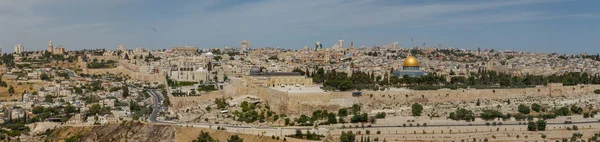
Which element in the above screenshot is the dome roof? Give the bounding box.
[250,66,261,74]
[403,55,419,67]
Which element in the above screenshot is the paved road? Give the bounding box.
[65,69,78,78]
[148,90,167,123]
[338,120,600,129]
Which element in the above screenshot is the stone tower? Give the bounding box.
[48,41,53,53]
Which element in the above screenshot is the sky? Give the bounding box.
[0,0,599,54]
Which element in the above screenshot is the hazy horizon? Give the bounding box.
[1,0,599,54]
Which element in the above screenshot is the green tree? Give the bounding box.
[449,108,476,121]
[554,106,570,116]
[527,121,537,131]
[531,103,541,112]
[518,104,530,114]
[74,87,83,94]
[411,103,423,116]
[570,105,583,114]
[338,108,349,117]
[40,73,50,81]
[65,104,78,114]
[32,106,45,114]
[536,119,547,131]
[340,131,356,142]
[8,86,14,94]
[327,113,337,124]
[227,135,243,142]
[192,131,216,142]
[351,104,361,115]
[292,68,306,75]
[122,85,129,98]
[214,97,228,109]
[480,109,504,120]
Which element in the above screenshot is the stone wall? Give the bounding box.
[168,78,600,116]
[88,55,120,62]
[85,66,165,83]
[243,84,600,116]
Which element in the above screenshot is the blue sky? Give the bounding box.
[0,0,598,54]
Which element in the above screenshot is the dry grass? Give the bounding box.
[0,80,44,101]
[175,126,284,142]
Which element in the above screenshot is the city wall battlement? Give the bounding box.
[230,83,600,115]
[168,83,600,116]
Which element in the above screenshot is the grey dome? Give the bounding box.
[250,66,261,74]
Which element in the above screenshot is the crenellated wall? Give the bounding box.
[170,83,600,116]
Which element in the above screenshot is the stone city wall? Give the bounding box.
[359,84,600,105]
[167,79,600,116]
[85,66,165,83]
[169,90,224,111]
[87,55,120,62]
[253,84,600,115]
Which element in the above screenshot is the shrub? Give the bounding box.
[227,135,243,142]
[570,105,583,114]
[554,107,570,116]
[537,120,547,131]
[527,121,536,131]
[375,112,386,119]
[340,131,356,142]
[531,103,541,112]
[411,103,423,116]
[518,104,530,114]
[448,108,475,121]
[480,109,504,120]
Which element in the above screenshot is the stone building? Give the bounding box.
[170,67,208,83]
[244,66,312,87]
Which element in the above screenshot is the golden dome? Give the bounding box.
[403,55,419,67]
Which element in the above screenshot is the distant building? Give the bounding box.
[54,46,66,54]
[172,44,198,53]
[245,66,313,87]
[241,40,251,52]
[338,40,344,49]
[14,44,24,54]
[48,41,54,53]
[134,47,147,55]
[117,44,127,52]
[392,54,428,78]
[315,41,323,51]
[170,67,208,83]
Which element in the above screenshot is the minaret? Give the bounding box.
[48,41,53,53]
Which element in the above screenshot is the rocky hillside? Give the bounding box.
[42,123,291,142]
[46,123,175,142]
